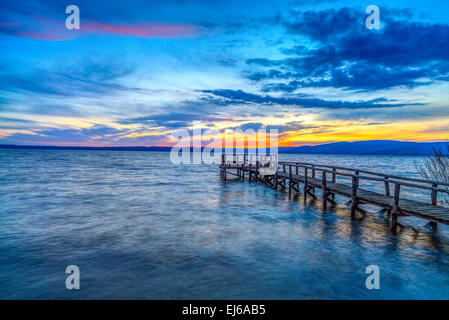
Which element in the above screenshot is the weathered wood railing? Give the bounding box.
[278,161,449,206]
[219,155,449,232]
[277,161,449,231]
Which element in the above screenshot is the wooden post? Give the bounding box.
[256,161,259,182]
[350,171,359,218]
[295,165,298,176]
[311,165,316,194]
[322,170,327,209]
[274,170,278,190]
[428,221,438,231]
[431,183,438,206]
[384,177,390,196]
[331,168,336,200]
[392,183,401,232]
[288,165,292,195]
[283,164,286,173]
[304,167,308,199]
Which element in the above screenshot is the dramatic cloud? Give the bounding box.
[246,8,449,92]
[201,89,416,109]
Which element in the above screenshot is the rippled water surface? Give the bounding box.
[1,149,448,299]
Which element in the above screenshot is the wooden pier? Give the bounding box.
[219,154,449,233]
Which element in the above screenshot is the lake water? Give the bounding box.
[0,149,448,299]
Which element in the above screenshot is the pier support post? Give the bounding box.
[322,171,328,210]
[427,221,438,231]
[391,183,401,233]
[288,165,292,195]
[350,171,359,218]
[431,183,438,206]
[256,161,259,182]
[304,167,308,200]
[311,165,316,194]
[384,177,390,196]
[331,168,336,200]
[274,171,278,190]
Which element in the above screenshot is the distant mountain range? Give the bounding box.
[0,140,446,156]
[278,140,446,156]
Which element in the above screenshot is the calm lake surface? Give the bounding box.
[1,149,448,299]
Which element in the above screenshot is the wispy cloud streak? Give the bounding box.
[1,15,203,40]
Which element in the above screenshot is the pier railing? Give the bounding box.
[278,161,449,207]
[219,154,449,207]
[220,154,449,231]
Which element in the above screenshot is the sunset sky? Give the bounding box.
[1,0,449,147]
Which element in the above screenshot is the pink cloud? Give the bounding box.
[13,31,75,41]
[2,15,203,41]
[82,21,201,38]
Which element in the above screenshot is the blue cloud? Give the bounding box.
[0,60,138,98]
[119,113,233,128]
[201,89,416,109]
[1,125,126,145]
[246,8,449,91]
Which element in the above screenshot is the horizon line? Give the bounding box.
[0,139,446,149]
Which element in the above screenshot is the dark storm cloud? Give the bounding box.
[201,89,416,109]
[245,8,449,92]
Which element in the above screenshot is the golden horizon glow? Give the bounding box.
[1,112,448,147]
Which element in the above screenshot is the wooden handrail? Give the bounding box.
[279,161,449,187]
[221,155,449,205]
[277,163,449,195]
[219,156,449,230]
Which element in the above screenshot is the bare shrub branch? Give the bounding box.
[418,142,449,205]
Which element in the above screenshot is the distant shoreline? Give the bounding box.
[0,144,172,152]
[0,140,443,156]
